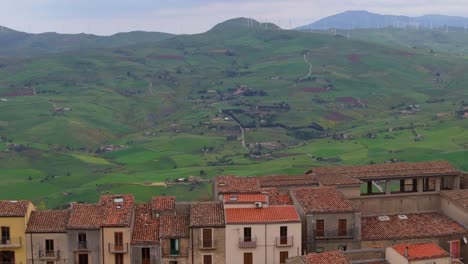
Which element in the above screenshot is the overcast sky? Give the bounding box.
[1,0,467,35]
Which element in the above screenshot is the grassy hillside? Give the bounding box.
[0,18,466,208]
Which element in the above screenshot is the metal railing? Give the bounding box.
[275,236,293,247]
[108,243,128,253]
[161,247,189,257]
[238,237,257,248]
[38,250,61,259]
[199,239,216,249]
[315,229,354,240]
[0,237,22,248]
[77,240,87,250]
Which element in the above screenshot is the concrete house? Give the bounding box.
[66,203,103,264]
[0,200,35,264]
[290,187,361,253]
[100,195,134,264]
[385,242,457,264]
[159,215,190,264]
[26,210,70,264]
[189,202,225,264]
[130,204,160,264]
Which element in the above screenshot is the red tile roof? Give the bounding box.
[441,189,468,209]
[361,213,468,241]
[317,174,362,186]
[100,194,134,227]
[0,200,31,217]
[391,243,450,261]
[301,251,350,264]
[291,187,355,214]
[261,188,293,205]
[190,202,225,228]
[224,194,268,203]
[131,204,159,245]
[225,206,300,224]
[26,210,70,233]
[151,196,176,212]
[159,215,190,238]
[215,176,261,194]
[67,204,103,229]
[307,161,459,180]
[258,175,318,188]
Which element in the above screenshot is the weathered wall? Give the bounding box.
[67,229,101,264]
[131,245,160,264]
[102,227,131,264]
[160,238,190,264]
[440,197,468,228]
[26,233,69,263]
[191,227,225,264]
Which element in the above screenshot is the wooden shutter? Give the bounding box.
[316,219,324,237]
[203,255,213,264]
[280,251,289,264]
[202,228,213,248]
[280,226,288,244]
[243,252,253,264]
[338,219,347,236]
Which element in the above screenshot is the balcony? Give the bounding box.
[0,237,22,248]
[315,230,354,240]
[276,236,293,247]
[161,248,189,257]
[108,243,128,253]
[39,250,61,260]
[238,237,257,248]
[77,241,88,250]
[199,239,216,249]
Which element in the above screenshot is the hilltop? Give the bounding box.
[0,18,466,208]
[298,10,468,30]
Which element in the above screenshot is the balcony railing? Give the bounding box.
[77,241,88,250]
[108,243,128,253]
[239,237,257,248]
[161,247,189,257]
[276,236,293,247]
[315,229,354,240]
[39,250,61,259]
[0,237,22,248]
[199,239,216,249]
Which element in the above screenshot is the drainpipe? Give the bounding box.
[101,229,105,264]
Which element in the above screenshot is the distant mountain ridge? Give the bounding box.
[0,26,174,57]
[298,10,468,30]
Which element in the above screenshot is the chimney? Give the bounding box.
[404,246,409,258]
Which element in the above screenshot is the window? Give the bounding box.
[244,227,252,242]
[141,248,150,264]
[45,239,54,256]
[243,252,253,264]
[78,232,87,249]
[338,219,347,237]
[46,261,54,264]
[203,255,213,264]
[0,251,14,264]
[280,226,288,244]
[115,253,124,264]
[423,177,436,192]
[169,261,178,264]
[279,251,288,264]
[316,220,324,237]
[449,240,460,258]
[315,247,324,253]
[78,254,88,264]
[338,245,347,251]
[170,238,179,255]
[1,226,10,244]
[202,228,213,248]
[114,232,123,251]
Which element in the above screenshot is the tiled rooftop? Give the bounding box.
[151,196,176,212]
[391,242,450,261]
[26,210,70,233]
[261,188,292,205]
[67,204,102,229]
[441,189,468,208]
[223,194,268,203]
[301,251,350,264]
[225,206,300,224]
[131,204,159,245]
[0,200,31,217]
[190,202,225,228]
[257,175,318,188]
[215,176,261,194]
[159,215,190,238]
[308,161,459,180]
[317,174,362,186]
[291,187,355,214]
[100,194,134,227]
[361,213,468,241]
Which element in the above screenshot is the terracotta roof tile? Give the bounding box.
[225,206,300,224]
[441,189,468,208]
[391,243,450,261]
[190,202,224,228]
[215,176,261,194]
[26,210,70,233]
[291,187,355,214]
[301,251,350,264]
[151,196,176,212]
[258,175,318,188]
[100,194,134,227]
[308,161,459,180]
[160,215,190,238]
[361,213,468,241]
[224,194,268,204]
[317,174,362,186]
[0,200,31,217]
[261,188,293,205]
[131,204,159,245]
[67,204,102,229]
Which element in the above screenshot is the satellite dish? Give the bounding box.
[463,237,468,244]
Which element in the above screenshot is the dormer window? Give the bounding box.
[114,197,124,203]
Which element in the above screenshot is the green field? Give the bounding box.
[0,18,466,208]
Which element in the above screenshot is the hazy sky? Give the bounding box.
[1,0,467,35]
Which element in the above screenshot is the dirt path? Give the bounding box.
[224,112,249,152]
[299,53,313,82]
